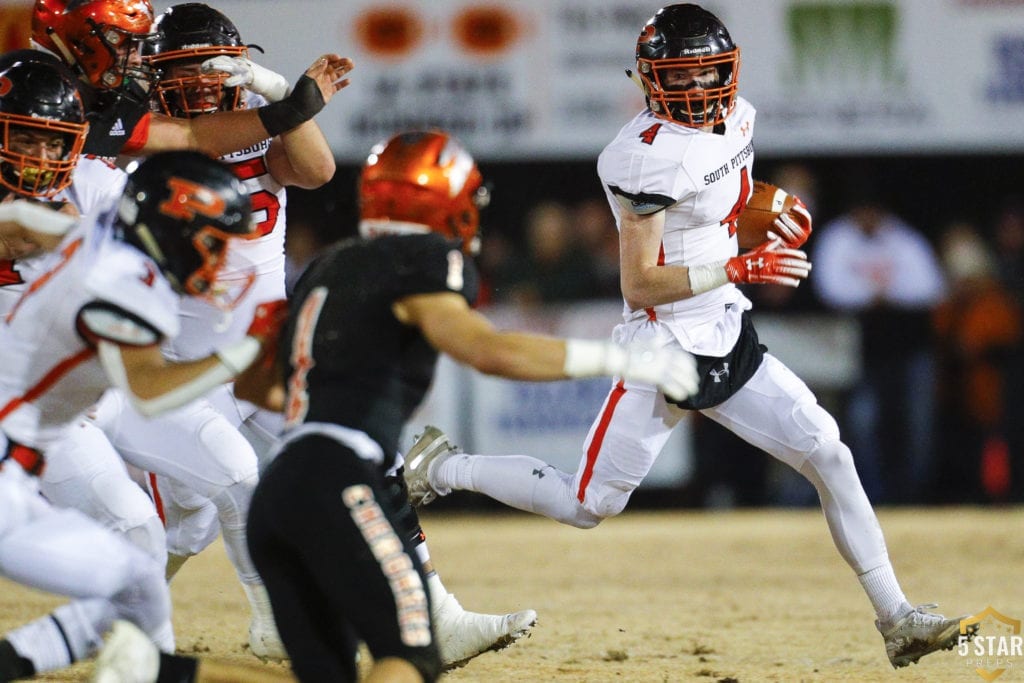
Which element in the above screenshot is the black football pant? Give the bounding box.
[247,433,441,682]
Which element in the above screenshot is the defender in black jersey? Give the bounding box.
[239,131,697,682]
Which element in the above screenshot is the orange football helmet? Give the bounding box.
[359,130,489,254]
[32,0,156,91]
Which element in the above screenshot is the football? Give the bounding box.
[735,180,798,249]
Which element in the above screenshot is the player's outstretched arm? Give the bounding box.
[0,200,77,258]
[143,55,354,158]
[96,300,288,416]
[395,291,699,401]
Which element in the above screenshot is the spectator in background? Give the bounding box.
[573,196,621,298]
[474,230,524,306]
[506,200,600,305]
[811,174,947,504]
[932,221,1022,502]
[991,195,1024,304]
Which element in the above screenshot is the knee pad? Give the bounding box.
[209,473,259,531]
[111,556,172,635]
[123,516,168,566]
[579,480,632,525]
[157,478,221,557]
[803,439,856,480]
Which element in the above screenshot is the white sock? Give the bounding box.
[426,573,454,615]
[242,582,276,625]
[6,601,108,673]
[859,565,911,624]
[435,454,587,525]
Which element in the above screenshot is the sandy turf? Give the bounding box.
[2,506,1021,682]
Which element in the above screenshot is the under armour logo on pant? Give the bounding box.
[709,362,730,383]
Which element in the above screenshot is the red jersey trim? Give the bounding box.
[122,112,152,155]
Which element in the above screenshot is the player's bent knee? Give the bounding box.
[123,516,168,565]
[112,556,172,632]
[803,439,856,479]
[577,481,634,525]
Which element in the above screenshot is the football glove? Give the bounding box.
[767,197,812,249]
[724,240,811,287]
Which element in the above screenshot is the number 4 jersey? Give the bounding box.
[596,97,758,357]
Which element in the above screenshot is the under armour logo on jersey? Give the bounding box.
[532,466,554,479]
[109,118,126,137]
[740,121,751,137]
[709,363,730,383]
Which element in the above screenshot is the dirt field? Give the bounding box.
[3,506,1022,682]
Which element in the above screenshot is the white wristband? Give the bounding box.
[215,335,262,375]
[563,339,607,378]
[563,339,629,378]
[687,262,728,295]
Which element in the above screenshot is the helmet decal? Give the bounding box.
[158,177,228,221]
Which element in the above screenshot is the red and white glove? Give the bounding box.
[767,197,812,249]
[724,241,811,287]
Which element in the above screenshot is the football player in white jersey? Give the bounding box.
[403,3,978,670]
[0,51,172,579]
[0,150,283,679]
[0,52,185,680]
[65,3,333,660]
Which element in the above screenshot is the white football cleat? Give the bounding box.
[877,603,978,668]
[432,591,537,670]
[249,617,288,662]
[92,620,159,683]
[404,425,459,507]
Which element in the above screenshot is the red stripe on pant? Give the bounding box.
[149,472,166,526]
[576,380,627,503]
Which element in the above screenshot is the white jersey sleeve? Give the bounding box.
[0,220,178,447]
[63,156,128,215]
[81,226,181,341]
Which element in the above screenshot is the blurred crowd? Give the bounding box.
[284,161,1024,509]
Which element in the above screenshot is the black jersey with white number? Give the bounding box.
[283,233,479,461]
